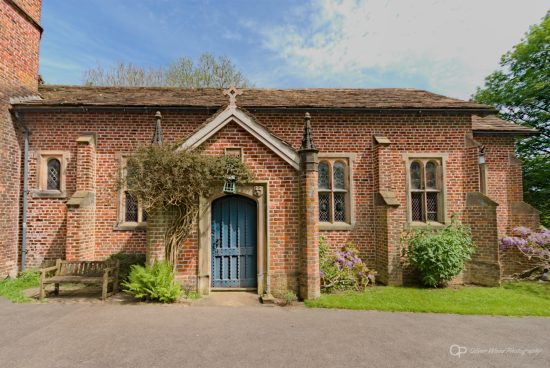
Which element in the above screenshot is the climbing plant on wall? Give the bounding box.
[119,143,253,267]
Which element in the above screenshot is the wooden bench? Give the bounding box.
[39,259,120,300]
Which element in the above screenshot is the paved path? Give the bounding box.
[0,296,548,368]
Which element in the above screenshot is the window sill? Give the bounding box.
[407,221,446,229]
[32,190,67,199]
[320,222,354,231]
[113,222,147,231]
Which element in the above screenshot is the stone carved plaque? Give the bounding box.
[253,186,264,197]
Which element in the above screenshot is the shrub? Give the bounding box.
[280,290,298,306]
[122,261,182,303]
[319,237,376,293]
[403,219,475,287]
[108,252,146,286]
[500,226,550,276]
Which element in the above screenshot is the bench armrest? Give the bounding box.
[102,265,119,277]
[39,265,58,275]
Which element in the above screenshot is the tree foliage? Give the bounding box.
[473,11,550,226]
[120,144,253,266]
[83,53,251,88]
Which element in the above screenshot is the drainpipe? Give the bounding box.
[15,111,29,272]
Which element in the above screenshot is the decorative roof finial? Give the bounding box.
[300,112,317,151]
[152,111,163,145]
[223,85,243,109]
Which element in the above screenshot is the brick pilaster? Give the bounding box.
[65,134,96,260]
[464,192,501,286]
[373,136,402,285]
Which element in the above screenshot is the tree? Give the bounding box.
[83,53,251,88]
[474,11,550,226]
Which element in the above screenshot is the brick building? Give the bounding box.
[1,0,540,298]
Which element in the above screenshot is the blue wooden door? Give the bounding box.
[211,195,257,288]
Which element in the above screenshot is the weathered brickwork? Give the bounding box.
[474,136,517,238]
[0,0,41,277]
[17,108,527,289]
[199,122,301,295]
[463,193,501,286]
[0,0,41,90]
[473,135,543,278]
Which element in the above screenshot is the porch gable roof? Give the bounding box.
[178,106,300,170]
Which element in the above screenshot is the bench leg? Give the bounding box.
[54,283,60,296]
[39,279,45,301]
[102,276,108,301]
[113,278,119,294]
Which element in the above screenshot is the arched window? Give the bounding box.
[319,159,349,223]
[408,159,443,223]
[47,158,61,190]
[318,161,330,190]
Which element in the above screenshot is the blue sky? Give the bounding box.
[39,0,548,99]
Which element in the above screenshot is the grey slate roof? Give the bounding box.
[11,85,537,135]
[17,85,493,110]
[472,115,538,136]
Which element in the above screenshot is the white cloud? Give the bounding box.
[256,0,548,98]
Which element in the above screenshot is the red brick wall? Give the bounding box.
[18,108,526,288]
[474,136,517,238]
[21,110,213,267]
[0,0,41,277]
[199,122,301,294]
[0,0,41,90]
[464,193,501,286]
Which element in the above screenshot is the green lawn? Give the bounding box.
[0,272,39,303]
[305,282,550,316]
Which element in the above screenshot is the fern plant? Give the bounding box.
[123,261,182,303]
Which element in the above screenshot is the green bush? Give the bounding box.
[122,261,182,303]
[320,237,376,293]
[280,290,298,306]
[403,219,475,287]
[108,252,146,285]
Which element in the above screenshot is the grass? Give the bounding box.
[305,282,550,316]
[0,271,40,303]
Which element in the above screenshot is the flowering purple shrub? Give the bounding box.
[500,227,550,269]
[319,237,376,293]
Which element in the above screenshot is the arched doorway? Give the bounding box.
[211,195,257,288]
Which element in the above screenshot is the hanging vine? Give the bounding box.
[119,143,253,268]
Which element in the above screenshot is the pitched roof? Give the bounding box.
[472,115,538,136]
[13,85,494,110]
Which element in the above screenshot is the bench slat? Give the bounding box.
[43,276,114,284]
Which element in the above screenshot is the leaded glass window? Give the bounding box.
[318,162,330,190]
[408,159,443,223]
[333,162,345,189]
[120,158,147,225]
[319,193,330,222]
[318,159,349,223]
[47,158,61,190]
[125,191,138,222]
